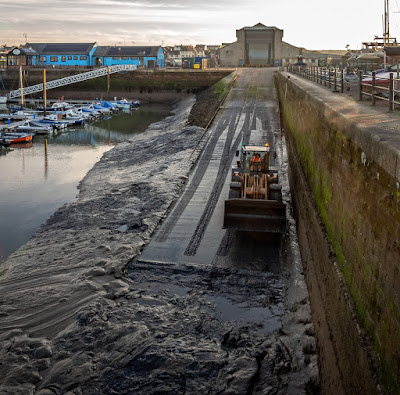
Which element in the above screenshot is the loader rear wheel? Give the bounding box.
[229,188,241,199]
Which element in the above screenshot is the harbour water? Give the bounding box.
[0,103,172,262]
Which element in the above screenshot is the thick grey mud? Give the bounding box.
[0,70,318,394]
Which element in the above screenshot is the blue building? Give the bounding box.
[28,43,97,67]
[92,46,165,69]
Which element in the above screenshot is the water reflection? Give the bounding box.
[0,103,172,262]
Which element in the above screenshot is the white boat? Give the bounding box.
[18,120,54,135]
[63,109,86,125]
[0,96,7,104]
[73,108,96,120]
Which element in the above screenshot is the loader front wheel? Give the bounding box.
[269,184,283,202]
[229,188,241,199]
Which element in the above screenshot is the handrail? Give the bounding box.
[286,65,400,111]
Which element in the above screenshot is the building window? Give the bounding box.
[121,56,129,60]
[80,56,87,60]
[74,56,78,60]
[68,56,72,60]
[50,57,58,62]
[39,56,45,62]
[226,50,233,56]
[131,57,138,60]
[62,57,66,62]
[112,57,121,60]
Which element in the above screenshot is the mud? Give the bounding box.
[0,70,319,394]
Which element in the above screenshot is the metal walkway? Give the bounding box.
[7,64,137,99]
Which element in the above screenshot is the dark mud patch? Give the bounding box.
[188,72,235,128]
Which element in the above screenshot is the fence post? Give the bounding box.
[324,68,327,86]
[329,69,332,89]
[372,71,376,106]
[341,70,344,93]
[334,69,338,92]
[358,71,363,101]
[389,73,394,112]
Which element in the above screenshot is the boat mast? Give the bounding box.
[384,0,390,67]
[19,65,24,109]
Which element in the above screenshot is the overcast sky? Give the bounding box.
[1,0,400,50]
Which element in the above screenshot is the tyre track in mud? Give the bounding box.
[155,71,255,244]
[155,109,237,243]
[183,129,242,256]
[184,74,270,256]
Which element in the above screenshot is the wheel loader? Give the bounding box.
[223,144,287,233]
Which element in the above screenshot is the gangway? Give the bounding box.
[7,64,137,99]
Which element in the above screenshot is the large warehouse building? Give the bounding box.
[219,23,318,67]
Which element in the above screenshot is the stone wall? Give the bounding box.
[2,69,231,101]
[275,71,400,392]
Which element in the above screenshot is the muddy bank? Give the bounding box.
[0,96,207,393]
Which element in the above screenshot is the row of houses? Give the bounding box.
[3,23,391,71]
[163,44,221,67]
[1,43,165,69]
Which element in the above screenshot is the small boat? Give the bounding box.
[73,107,97,121]
[1,132,33,143]
[102,101,119,111]
[111,98,140,109]
[37,101,73,112]
[93,104,112,114]
[80,105,102,117]
[0,96,7,104]
[17,120,54,135]
[63,110,86,125]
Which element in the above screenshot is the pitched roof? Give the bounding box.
[26,43,96,55]
[93,46,161,57]
[7,46,38,56]
[242,23,281,31]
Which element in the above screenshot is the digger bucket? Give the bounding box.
[223,199,287,233]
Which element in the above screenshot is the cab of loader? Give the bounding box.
[223,143,287,234]
[240,146,269,174]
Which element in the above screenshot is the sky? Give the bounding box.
[1,0,400,50]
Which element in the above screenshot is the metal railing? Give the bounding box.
[286,65,400,112]
[358,70,400,111]
[287,65,346,93]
